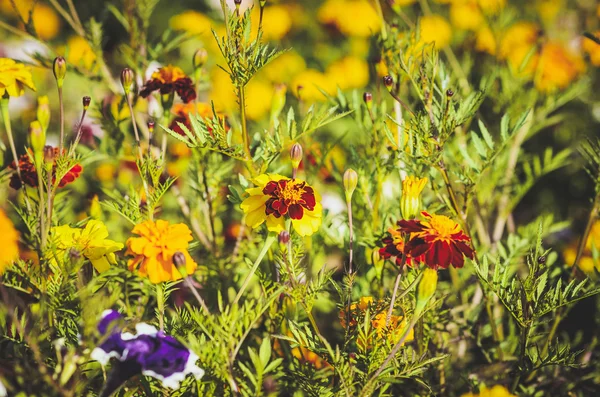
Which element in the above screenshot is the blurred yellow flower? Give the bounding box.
[326,56,370,90]
[477,0,506,14]
[170,11,214,35]
[418,15,453,49]
[291,69,336,102]
[583,31,600,67]
[450,1,484,31]
[246,79,274,120]
[475,26,496,55]
[318,0,381,38]
[126,220,198,283]
[563,221,600,275]
[96,163,116,184]
[262,51,306,83]
[0,209,19,275]
[498,22,540,60]
[0,58,36,97]
[64,36,97,71]
[536,0,563,23]
[371,312,414,345]
[0,0,61,40]
[252,5,292,41]
[461,385,515,397]
[51,220,123,273]
[534,42,585,93]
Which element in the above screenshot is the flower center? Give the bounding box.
[426,215,459,239]
[263,179,316,220]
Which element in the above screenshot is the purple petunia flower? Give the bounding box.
[91,310,204,395]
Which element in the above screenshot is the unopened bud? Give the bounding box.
[148,120,155,135]
[43,145,55,169]
[416,268,438,312]
[234,0,242,10]
[383,75,394,91]
[37,96,50,132]
[363,92,373,109]
[173,251,187,278]
[278,230,290,244]
[82,96,91,110]
[389,0,401,14]
[193,49,208,70]
[260,0,266,7]
[53,57,67,88]
[400,176,427,220]
[120,68,135,95]
[290,143,303,171]
[446,89,454,98]
[29,120,45,164]
[343,168,358,201]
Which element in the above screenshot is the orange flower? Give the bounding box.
[397,211,474,269]
[0,208,19,275]
[9,148,83,190]
[125,220,198,283]
[379,226,425,266]
[140,65,196,103]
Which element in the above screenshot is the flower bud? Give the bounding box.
[193,49,208,70]
[120,68,135,95]
[400,176,427,220]
[43,145,55,170]
[290,143,303,171]
[446,89,454,98]
[383,75,394,91]
[82,96,91,110]
[278,230,290,245]
[343,168,358,202]
[416,268,438,312]
[148,119,155,135]
[53,57,67,88]
[29,120,45,164]
[234,0,242,11]
[173,251,187,278]
[363,92,373,110]
[37,96,50,132]
[260,0,266,7]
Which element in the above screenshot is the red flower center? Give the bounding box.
[263,179,316,220]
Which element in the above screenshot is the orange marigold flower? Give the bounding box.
[125,219,198,283]
[240,174,322,237]
[140,65,196,103]
[398,211,474,269]
[9,148,83,190]
[0,208,19,275]
[379,227,425,267]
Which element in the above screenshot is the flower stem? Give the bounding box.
[69,107,88,155]
[183,276,210,315]
[58,86,64,151]
[238,85,252,162]
[156,284,165,331]
[233,234,276,305]
[386,236,409,326]
[345,196,355,329]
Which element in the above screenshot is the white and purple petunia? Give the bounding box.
[91,310,204,394]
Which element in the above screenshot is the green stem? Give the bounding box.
[58,86,64,151]
[374,0,388,40]
[233,234,276,305]
[239,85,252,161]
[156,284,165,331]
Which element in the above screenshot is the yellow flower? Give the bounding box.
[0,58,36,97]
[461,385,516,397]
[418,15,453,49]
[563,221,600,275]
[51,220,123,273]
[318,0,380,38]
[401,176,428,220]
[583,31,600,67]
[371,312,414,344]
[0,209,19,275]
[477,0,506,14]
[169,11,214,35]
[210,68,238,112]
[262,51,307,83]
[326,56,370,90]
[64,36,97,71]
[450,1,484,31]
[536,0,563,23]
[416,268,438,311]
[252,5,292,41]
[246,79,274,120]
[475,25,496,55]
[126,220,198,284]
[534,41,585,93]
[291,69,336,102]
[241,174,322,237]
[0,0,61,40]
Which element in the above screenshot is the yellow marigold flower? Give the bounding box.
[583,31,600,67]
[291,69,336,102]
[400,176,427,220]
[498,22,540,61]
[0,209,19,275]
[318,0,380,38]
[477,0,506,14]
[252,5,292,41]
[534,41,585,93]
[0,58,36,97]
[126,220,198,283]
[475,25,496,55]
[246,79,274,120]
[51,220,123,273]
[461,385,516,397]
[64,36,97,72]
[241,174,322,237]
[536,0,563,23]
[1,0,61,40]
[262,51,307,83]
[563,221,600,275]
[210,68,238,112]
[169,10,214,35]
[326,56,370,90]
[371,312,414,344]
[450,1,484,31]
[418,15,453,49]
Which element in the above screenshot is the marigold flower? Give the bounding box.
[461,385,515,397]
[534,42,586,93]
[0,58,36,97]
[371,312,414,345]
[397,211,474,269]
[583,31,600,67]
[379,226,425,267]
[169,102,218,136]
[563,221,600,275]
[400,176,427,220]
[51,220,123,273]
[9,148,83,190]
[418,15,453,49]
[140,65,196,103]
[0,209,19,275]
[125,220,198,283]
[240,174,322,237]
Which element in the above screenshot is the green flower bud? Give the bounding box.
[120,68,135,95]
[383,75,394,91]
[290,143,303,171]
[53,57,67,88]
[363,92,373,110]
[400,176,427,220]
[193,49,208,70]
[173,251,188,278]
[343,168,358,202]
[29,120,45,165]
[37,96,50,132]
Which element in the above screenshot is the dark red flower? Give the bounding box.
[263,179,316,220]
[9,148,83,190]
[379,227,425,267]
[139,65,196,103]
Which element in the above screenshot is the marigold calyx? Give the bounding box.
[343,168,358,201]
[120,68,135,94]
[193,49,208,70]
[290,143,303,170]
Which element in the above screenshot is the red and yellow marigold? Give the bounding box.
[140,65,196,103]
